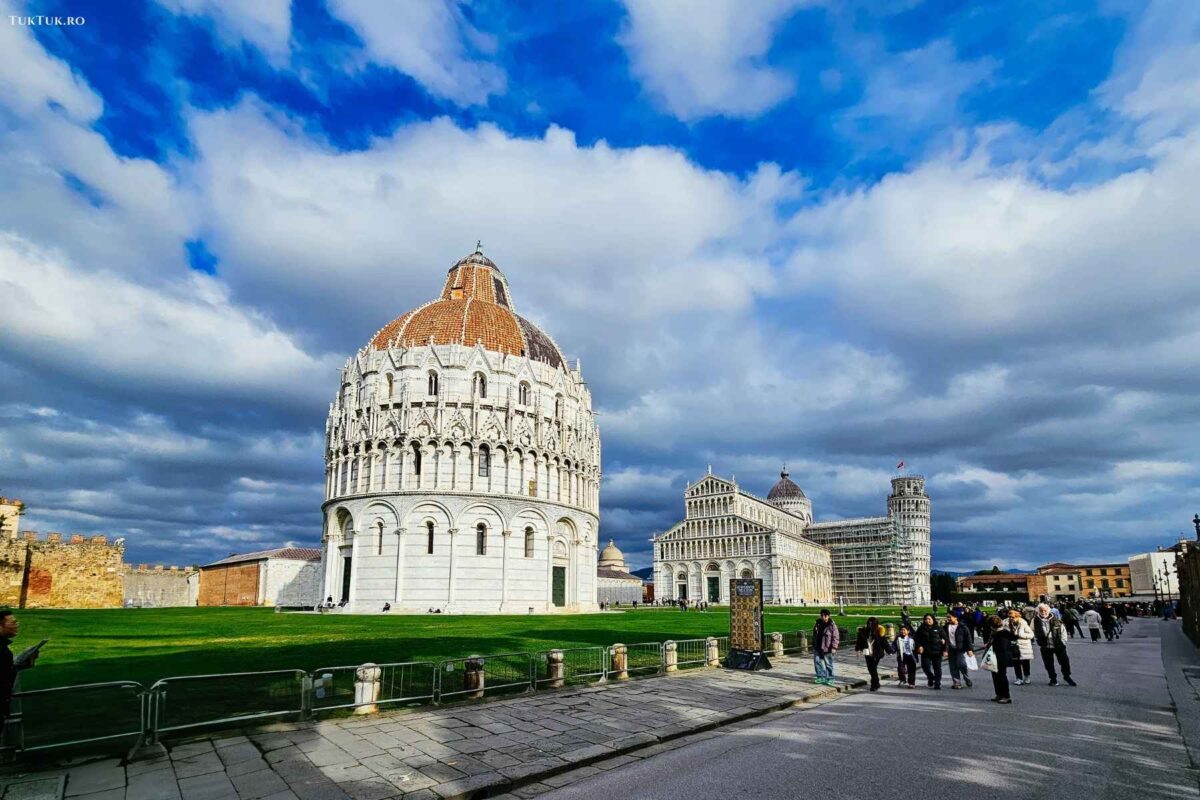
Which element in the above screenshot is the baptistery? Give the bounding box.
[320,248,601,613]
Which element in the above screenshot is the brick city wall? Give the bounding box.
[0,532,125,609]
[123,564,198,607]
[199,562,261,606]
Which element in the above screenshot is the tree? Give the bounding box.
[930,572,957,603]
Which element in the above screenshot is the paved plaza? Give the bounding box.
[0,653,875,800]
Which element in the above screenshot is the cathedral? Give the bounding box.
[652,468,930,606]
[319,248,601,613]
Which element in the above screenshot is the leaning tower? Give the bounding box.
[889,476,931,604]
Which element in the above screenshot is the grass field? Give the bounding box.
[15,605,928,690]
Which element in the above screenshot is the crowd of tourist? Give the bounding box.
[813,598,1178,706]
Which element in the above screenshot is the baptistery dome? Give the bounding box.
[320,248,601,614]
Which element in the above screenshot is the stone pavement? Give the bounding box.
[0,654,879,800]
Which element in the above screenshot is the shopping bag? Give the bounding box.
[980,646,998,673]
[964,653,979,671]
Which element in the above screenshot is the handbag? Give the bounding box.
[964,653,979,671]
[980,646,998,673]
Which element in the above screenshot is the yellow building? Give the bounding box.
[1077,563,1131,599]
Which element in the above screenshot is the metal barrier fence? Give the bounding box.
[147,670,308,744]
[7,630,815,757]
[620,642,664,676]
[436,653,533,701]
[534,647,607,687]
[8,681,146,753]
[675,638,709,668]
[310,662,437,713]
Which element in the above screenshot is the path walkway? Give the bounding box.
[0,653,875,800]
[542,618,1200,800]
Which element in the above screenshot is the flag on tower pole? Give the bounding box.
[896,460,905,470]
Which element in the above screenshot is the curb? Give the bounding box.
[443,671,879,800]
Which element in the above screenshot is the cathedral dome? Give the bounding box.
[767,467,805,500]
[369,249,566,369]
[598,539,627,570]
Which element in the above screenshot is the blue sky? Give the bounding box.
[1,0,1198,572]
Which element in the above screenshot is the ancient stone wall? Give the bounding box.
[199,562,261,606]
[0,531,125,609]
[0,536,28,607]
[124,564,198,607]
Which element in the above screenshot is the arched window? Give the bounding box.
[478,445,490,477]
[385,373,394,398]
[518,382,531,405]
[473,372,487,399]
[426,521,434,554]
[427,370,439,396]
[524,526,535,558]
[554,394,563,418]
[376,521,384,556]
[412,441,422,476]
[476,523,487,556]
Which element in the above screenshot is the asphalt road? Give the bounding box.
[545,619,1199,800]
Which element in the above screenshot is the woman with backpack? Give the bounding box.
[856,616,891,691]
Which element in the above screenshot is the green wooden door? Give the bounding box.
[552,566,566,607]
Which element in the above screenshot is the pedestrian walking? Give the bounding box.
[914,613,945,689]
[985,615,1013,704]
[1,608,40,733]
[856,616,891,691]
[1060,604,1082,638]
[943,610,974,689]
[894,625,918,688]
[1083,606,1102,641]
[1100,603,1118,640]
[1032,603,1076,687]
[1006,607,1034,685]
[812,609,840,685]
[900,605,914,635]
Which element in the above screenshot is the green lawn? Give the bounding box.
[15,605,927,690]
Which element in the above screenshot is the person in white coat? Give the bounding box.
[1082,606,1103,642]
[1006,607,1035,685]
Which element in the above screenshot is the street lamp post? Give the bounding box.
[1194,513,1200,541]
[1153,572,1162,609]
[1163,566,1175,606]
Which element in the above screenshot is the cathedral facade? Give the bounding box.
[320,249,601,613]
[652,469,930,606]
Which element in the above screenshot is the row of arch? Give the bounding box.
[658,534,770,561]
[368,370,571,416]
[326,440,599,512]
[659,559,831,604]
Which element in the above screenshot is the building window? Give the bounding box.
[1086,579,1094,588]
[554,395,563,418]
[1116,578,1125,588]
[478,446,490,477]
[476,523,487,556]
[524,526,534,558]
[518,382,531,405]
[1100,568,1108,576]
[385,373,394,399]
[427,371,439,396]
[376,521,384,556]
[473,372,487,399]
[426,521,434,554]
[412,442,422,476]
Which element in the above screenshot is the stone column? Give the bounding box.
[705,637,720,667]
[398,448,407,491]
[353,663,381,714]
[547,649,565,688]
[545,535,555,609]
[500,529,512,612]
[664,641,678,673]
[769,632,784,659]
[797,630,808,654]
[610,644,629,680]
[347,527,361,607]
[447,528,458,608]
[393,528,405,606]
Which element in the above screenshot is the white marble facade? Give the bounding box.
[320,251,601,613]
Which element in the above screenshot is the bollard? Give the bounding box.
[547,649,565,689]
[664,641,678,673]
[610,644,629,680]
[464,656,486,699]
[769,632,784,659]
[353,663,382,715]
[705,637,720,667]
[797,630,808,654]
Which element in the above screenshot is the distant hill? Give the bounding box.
[631,567,654,580]
[934,568,1034,578]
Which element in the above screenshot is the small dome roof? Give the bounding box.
[598,539,627,570]
[368,250,566,369]
[767,467,805,500]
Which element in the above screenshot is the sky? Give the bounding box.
[1,0,1198,574]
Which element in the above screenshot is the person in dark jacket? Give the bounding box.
[942,610,974,689]
[987,615,1013,704]
[0,608,38,733]
[914,614,945,689]
[856,616,891,691]
[812,609,840,685]
[900,605,914,635]
[1032,603,1076,686]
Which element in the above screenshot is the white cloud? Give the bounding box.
[326,0,504,105]
[1112,460,1191,482]
[156,0,293,64]
[618,0,809,120]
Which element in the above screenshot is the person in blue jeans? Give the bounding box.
[812,608,840,685]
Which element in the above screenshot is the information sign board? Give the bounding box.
[729,578,764,651]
